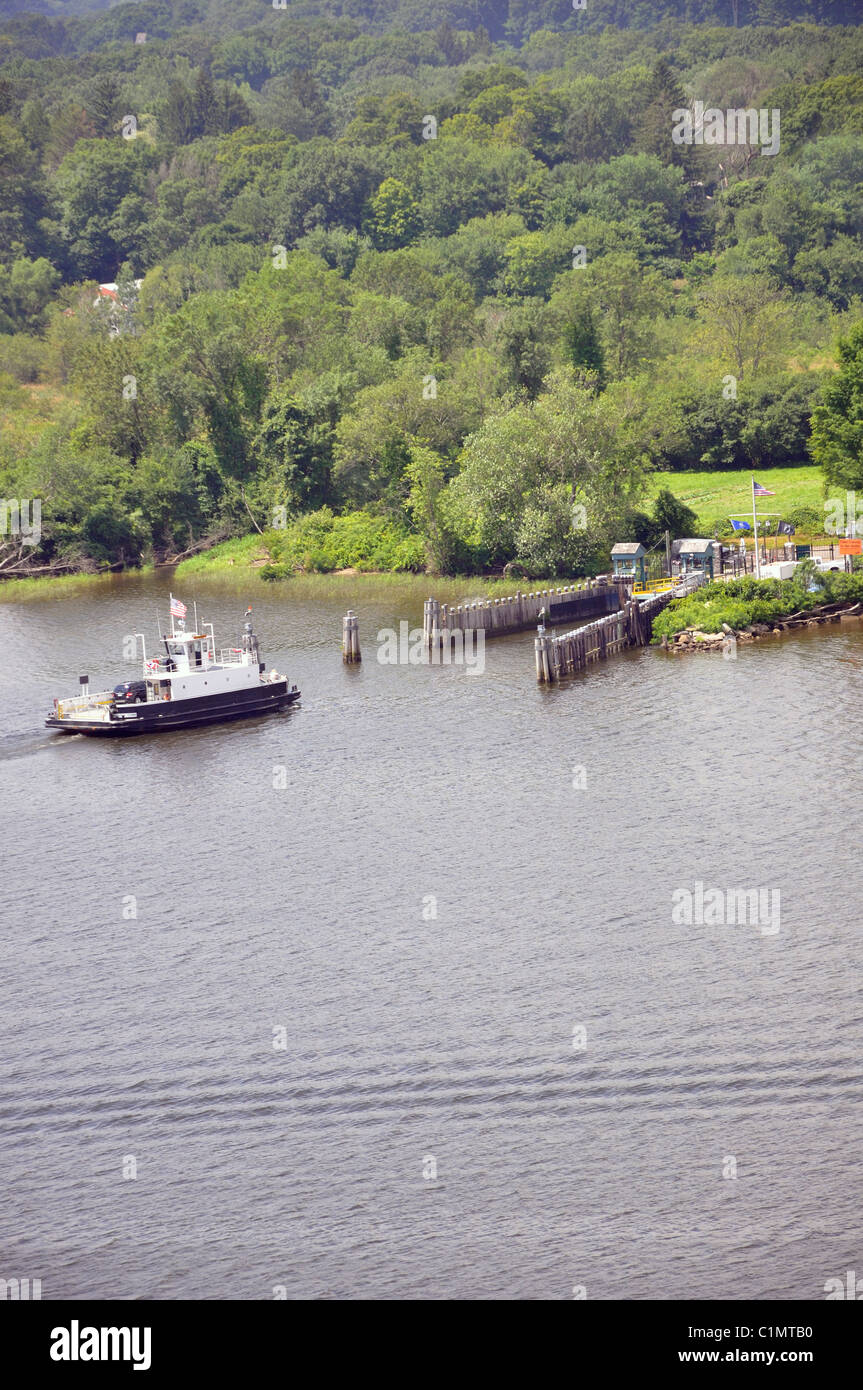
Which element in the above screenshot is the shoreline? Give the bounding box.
[0,564,573,606]
[663,600,863,652]
[0,566,156,602]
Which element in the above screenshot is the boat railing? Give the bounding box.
[56,692,114,718]
[218,648,248,666]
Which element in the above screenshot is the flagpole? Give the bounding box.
[752,475,761,580]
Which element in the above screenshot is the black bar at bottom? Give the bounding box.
[6,1297,858,1376]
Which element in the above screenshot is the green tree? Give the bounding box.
[810,321,863,493]
[497,299,552,398]
[563,75,637,164]
[0,256,59,333]
[794,237,863,310]
[274,141,382,242]
[145,291,268,478]
[54,138,154,281]
[446,368,647,573]
[561,304,605,387]
[193,70,219,139]
[418,137,535,238]
[333,350,484,511]
[501,228,570,298]
[253,385,334,513]
[0,115,52,257]
[68,329,149,465]
[580,254,670,378]
[443,212,525,299]
[635,57,688,166]
[87,75,122,138]
[162,80,197,145]
[695,274,790,380]
[403,444,451,572]
[364,178,422,252]
[652,488,699,542]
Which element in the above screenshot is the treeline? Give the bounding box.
[5,2,863,36]
[0,0,861,578]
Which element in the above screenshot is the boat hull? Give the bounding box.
[46,681,300,737]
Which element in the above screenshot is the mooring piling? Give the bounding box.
[424,597,443,650]
[534,624,552,683]
[342,610,361,663]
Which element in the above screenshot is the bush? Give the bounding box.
[0,334,46,383]
[260,562,293,581]
[263,508,426,575]
[786,504,823,532]
[651,571,863,639]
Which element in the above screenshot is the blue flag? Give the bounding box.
[730,519,751,532]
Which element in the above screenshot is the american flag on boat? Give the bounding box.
[170,596,187,618]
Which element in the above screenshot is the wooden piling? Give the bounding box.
[535,625,553,683]
[342,610,361,663]
[424,597,443,649]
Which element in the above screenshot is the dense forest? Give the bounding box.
[0,0,861,577]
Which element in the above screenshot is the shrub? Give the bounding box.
[263,508,426,575]
[651,571,863,639]
[0,334,46,383]
[786,504,823,532]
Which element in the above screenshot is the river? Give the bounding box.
[1,570,861,1299]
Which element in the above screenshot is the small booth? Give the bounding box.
[610,542,647,584]
[675,538,717,579]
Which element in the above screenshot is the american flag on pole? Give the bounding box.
[753,480,775,496]
[170,596,187,618]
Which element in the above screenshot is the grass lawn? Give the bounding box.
[647,465,825,534]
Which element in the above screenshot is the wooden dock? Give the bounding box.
[423,579,630,647]
[535,591,674,682]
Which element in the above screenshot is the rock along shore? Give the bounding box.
[662,601,863,653]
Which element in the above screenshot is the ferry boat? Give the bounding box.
[45,598,300,737]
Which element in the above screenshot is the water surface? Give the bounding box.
[1,572,860,1299]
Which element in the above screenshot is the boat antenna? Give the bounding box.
[193,599,199,633]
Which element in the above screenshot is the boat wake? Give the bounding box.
[0,730,83,762]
